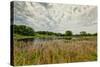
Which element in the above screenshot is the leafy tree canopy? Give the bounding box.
[13,25,34,36]
[65,30,73,36]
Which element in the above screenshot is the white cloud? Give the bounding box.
[14,1,97,34]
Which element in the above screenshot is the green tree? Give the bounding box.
[87,33,92,36]
[13,25,34,36]
[93,33,97,36]
[80,31,87,36]
[65,30,73,36]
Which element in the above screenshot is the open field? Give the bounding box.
[13,36,97,66]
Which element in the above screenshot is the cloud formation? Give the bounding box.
[14,1,97,34]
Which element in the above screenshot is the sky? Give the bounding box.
[13,1,97,34]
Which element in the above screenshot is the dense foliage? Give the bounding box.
[13,25,34,36]
[13,25,97,36]
[65,31,73,36]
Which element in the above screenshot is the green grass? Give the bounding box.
[14,33,97,40]
[13,33,55,40]
[13,36,97,66]
[13,34,35,39]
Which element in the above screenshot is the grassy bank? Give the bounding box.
[13,33,53,40]
[14,33,97,40]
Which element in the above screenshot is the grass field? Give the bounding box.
[13,36,97,66]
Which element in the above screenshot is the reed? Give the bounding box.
[13,37,97,66]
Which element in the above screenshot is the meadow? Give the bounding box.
[13,36,97,66]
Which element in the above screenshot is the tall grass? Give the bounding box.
[13,37,97,66]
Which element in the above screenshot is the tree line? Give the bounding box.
[13,25,97,36]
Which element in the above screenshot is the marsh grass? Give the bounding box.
[13,37,97,66]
